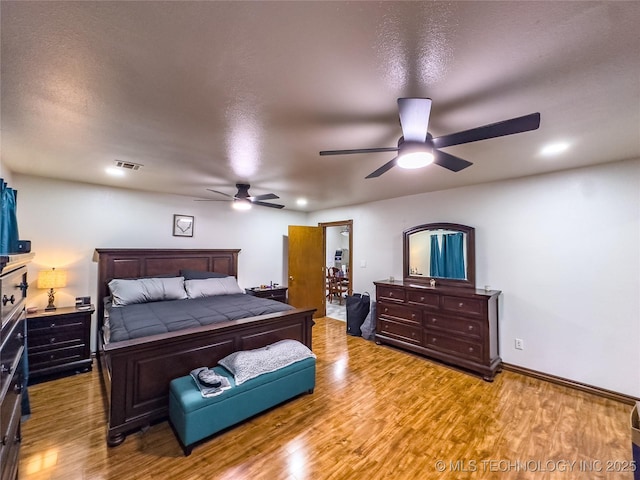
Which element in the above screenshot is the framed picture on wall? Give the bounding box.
[173,214,194,237]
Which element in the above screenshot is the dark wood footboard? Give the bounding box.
[100,308,315,446]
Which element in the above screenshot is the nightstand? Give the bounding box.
[26,305,94,383]
[245,287,288,304]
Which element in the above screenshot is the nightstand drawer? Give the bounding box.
[376,286,406,303]
[28,329,85,350]
[29,345,87,370]
[28,315,84,332]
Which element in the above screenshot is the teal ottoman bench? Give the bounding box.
[169,340,316,455]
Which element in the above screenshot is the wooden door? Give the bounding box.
[288,225,325,318]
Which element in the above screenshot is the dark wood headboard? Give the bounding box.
[93,248,240,331]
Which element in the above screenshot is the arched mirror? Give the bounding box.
[403,223,475,289]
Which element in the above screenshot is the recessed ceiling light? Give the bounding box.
[540,142,570,156]
[105,167,125,177]
[296,198,308,207]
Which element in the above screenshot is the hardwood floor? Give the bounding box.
[19,317,635,479]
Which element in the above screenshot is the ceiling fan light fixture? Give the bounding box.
[397,141,434,169]
[232,199,252,210]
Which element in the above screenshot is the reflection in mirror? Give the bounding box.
[403,223,475,289]
[409,229,467,279]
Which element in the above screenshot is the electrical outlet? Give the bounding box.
[515,338,524,350]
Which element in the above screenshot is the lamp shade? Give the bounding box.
[37,269,67,289]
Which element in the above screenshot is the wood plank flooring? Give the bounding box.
[19,317,635,479]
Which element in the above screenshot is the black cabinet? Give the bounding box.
[245,287,288,304]
[27,305,94,382]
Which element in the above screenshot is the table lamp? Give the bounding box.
[37,268,67,311]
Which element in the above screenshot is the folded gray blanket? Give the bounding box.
[190,367,231,397]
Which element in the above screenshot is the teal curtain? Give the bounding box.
[429,235,444,277]
[443,233,465,279]
[0,179,20,254]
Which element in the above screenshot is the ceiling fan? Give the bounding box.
[319,98,541,178]
[200,183,284,210]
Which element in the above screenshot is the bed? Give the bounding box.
[94,248,316,447]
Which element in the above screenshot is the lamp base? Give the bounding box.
[45,288,57,311]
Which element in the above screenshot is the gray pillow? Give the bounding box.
[109,276,188,306]
[180,269,229,280]
[184,277,243,298]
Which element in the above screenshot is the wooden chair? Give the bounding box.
[327,267,348,305]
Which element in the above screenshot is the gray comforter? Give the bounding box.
[106,294,294,343]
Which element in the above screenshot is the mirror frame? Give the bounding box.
[403,222,476,289]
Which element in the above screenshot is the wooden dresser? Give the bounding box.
[374,280,501,381]
[0,253,32,480]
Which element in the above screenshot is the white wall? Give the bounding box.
[14,174,306,313]
[309,159,640,397]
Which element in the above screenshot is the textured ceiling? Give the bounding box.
[2,1,639,211]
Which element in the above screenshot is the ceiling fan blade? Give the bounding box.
[320,147,399,156]
[365,157,398,179]
[206,188,233,198]
[433,150,473,172]
[194,199,230,202]
[432,112,540,149]
[251,200,285,209]
[398,97,432,142]
[251,193,279,201]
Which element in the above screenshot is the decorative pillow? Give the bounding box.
[180,269,229,280]
[218,340,316,385]
[184,277,243,298]
[108,276,187,307]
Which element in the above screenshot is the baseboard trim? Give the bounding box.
[502,363,639,405]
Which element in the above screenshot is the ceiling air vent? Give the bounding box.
[114,160,143,171]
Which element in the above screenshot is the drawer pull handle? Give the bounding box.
[1,295,8,306]
[432,338,437,343]
[51,323,56,328]
[458,302,464,308]
[468,347,474,353]
[389,292,394,297]
[420,296,424,301]
[19,281,29,293]
[14,383,22,394]
[50,338,56,343]
[411,332,416,337]
[431,318,437,323]
[384,308,388,313]
[0,364,11,374]
[16,332,24,341]
[1,435,7,446]
[468,326,474,331]
[411,313,415,319]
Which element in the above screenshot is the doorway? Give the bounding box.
[320,220,352,322]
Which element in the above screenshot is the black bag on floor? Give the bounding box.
[346,292,370,336]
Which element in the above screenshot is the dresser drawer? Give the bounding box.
[376,286,406,303]
[0,315,25,396]
[378,318,422,345]
[441,295,484,317]
[378,302,421,325]
[0,266,26,330]
[0,367,22,475]
[424,332,483,362]
[406,290,439,309]
[424,314,482,339]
